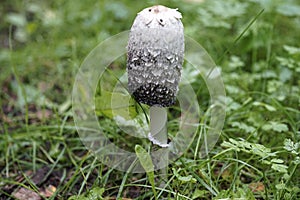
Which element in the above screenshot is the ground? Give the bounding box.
[0,0,300,199]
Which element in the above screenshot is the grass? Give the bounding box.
[1,0,300,199]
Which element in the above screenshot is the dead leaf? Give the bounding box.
[40,185,56,197]
[13,187,41,200]
[249,182,265,192]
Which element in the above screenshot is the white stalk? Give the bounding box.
[149,106,169,147]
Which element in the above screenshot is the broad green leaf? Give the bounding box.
[251,143,272,158]
[293,157,300,165]
[283,45,300,55]
[197,8,231,29]
[172,168,196,183]
[221,141,240,151]
[178,175,197,183]
[87,187,105,200]
[231,122,256,133]
[228,55,245,70]
[207,0,248,19]
[275,183,286,190]
[261,70,277,79]
[279,68,292,83]
[192,189,209,199]
[5,13,27,27]
[276,56,295,69]
[277,4,300,17]
[225,96,242,110]
[135,145,157,199]
[222,138,275,159]
[284,139,299,155]
[271,163,288,173]
[262,122,289,133]
[172,167,180,177]
[229,138,251,149]
[95,90,137,120]
[253,101,276,111]
[267,80,283,93]
[135,145,154,173]
[271,158,284,164]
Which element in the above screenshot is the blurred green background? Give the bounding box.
[1,0,300,199]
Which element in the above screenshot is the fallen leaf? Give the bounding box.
[13,187,41,200]
[249,182,265,192]
[40,185,56,197]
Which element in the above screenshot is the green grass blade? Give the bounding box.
[217,9,265,63]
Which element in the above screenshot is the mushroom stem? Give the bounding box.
[149,106,169,185]
[149,106,168,147]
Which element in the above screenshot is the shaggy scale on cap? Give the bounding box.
[127,5,184,107]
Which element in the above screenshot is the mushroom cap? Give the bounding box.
[127,5,184,107]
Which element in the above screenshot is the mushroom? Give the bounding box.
[127,5,184,147]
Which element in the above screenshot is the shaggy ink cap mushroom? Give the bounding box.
[127,5,184,107]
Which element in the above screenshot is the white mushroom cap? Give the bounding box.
[127,5,184,107]
[135,5,182,28]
